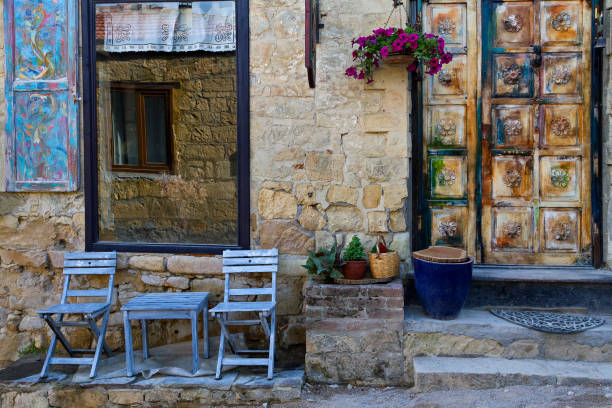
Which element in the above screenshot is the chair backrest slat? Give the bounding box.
[61,252,117,305]
[222,249,278,303]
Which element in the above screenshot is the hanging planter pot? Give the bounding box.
[385,53,416,65]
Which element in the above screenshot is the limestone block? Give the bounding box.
[13,391,48,408]
[108,390,144,405]
[362,113,397,132]
[326,205,363,232]
[389,232,410,260]
[141,274,166,287]
[367,211,388,233]
[258,189,298,219]
[259,221,315,255]
[191,278,225,299]
[389,210,407,232]
[362,185,382,209]
[261,180,293,192]
[0,249,47,268]
[342,133,387,158]
[274,148,305,162]
[277,277,305,315]
[305,152,345,182]
[315,231,337,250]
[180,389,212,401]
[145,390,180,402]
[278,255,308,277]
[48,389,107,408]
[128,255,165,272]
[296,183,317,205]
[18,315,44,331]
[166,276,190,290]
[384,184,408,210]
[298,206,327,231]
[326,185,359,205]
[47,251,64,269]
[166,256,222,275]
[365,158,408,182]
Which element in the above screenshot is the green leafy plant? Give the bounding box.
[343,235,366,261]
[17,341,46,357]
[302,242,345,281]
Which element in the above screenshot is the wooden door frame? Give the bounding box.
[411,0,605,268]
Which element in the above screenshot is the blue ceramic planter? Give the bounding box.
[413,256,473,320]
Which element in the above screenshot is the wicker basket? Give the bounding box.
[369,252,399,279]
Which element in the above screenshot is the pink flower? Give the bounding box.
[352,50,358,59]
[408,33,419,42]
[373,28,387,36]
[406,62,418,72]
[398,33,409,44]
[380,46,390,59]
[386,27,395,36]
[429,57,440,67]
[345,66,357,78]
[392,39,403,52]
[357,70,365,80]
[357,37,368,48]
[425,33,435,39]
[441,52,453,64]
[409,41,418,50]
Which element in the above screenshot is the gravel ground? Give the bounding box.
[273,384,612,408]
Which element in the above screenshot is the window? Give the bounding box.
[111,85,173,173]
[84,0,250,253]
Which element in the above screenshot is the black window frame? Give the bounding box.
[83,0,250,254]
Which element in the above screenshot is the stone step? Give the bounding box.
[404,307,612,364]
[413,356,612,392]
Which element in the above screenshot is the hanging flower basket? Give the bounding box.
[346,25,453,83]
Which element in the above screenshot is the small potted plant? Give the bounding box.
[342,235,367,280]
[369,235,399,279]
[345,23,453,83]
[302,242,344,283]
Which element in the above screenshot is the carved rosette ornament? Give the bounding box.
[503,14,524,33]
[551,12,572,31]
[551,117,571,136]
[437,119,457,144]
[552,222,571,241]
[502,221,522,238]
[551,167,570,188]
[551,65,571,85]
[503,119,523,138]
[503,167,522,188]
[438,70,453,87]
[438,219,458,238]
[437,168,457,186]
[502,63,522,85]
[437,18,456,37]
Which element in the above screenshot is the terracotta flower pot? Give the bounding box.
[342,260,367,280]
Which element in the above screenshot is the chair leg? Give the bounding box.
[203,304,209,359]
[191,311,199,375]
[215,313,225,380]
[123,312,135,377]
[259,312,271,340]
[267,310,276,380]
[44,315,75,357]
[89,309,111,378]
[40,330,58,379]
[87,316,113,358]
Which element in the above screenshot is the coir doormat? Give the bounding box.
[490,309,605,334]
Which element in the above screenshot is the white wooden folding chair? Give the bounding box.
[37,252,116,378]
[210,248,278,380]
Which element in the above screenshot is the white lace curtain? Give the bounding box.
[100,1,235,53]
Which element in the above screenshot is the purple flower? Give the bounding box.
[386,27,395,36]
[429,57,440,67]
[357,70,365,80]
[409,41,418,50]
[392,39,403,52]
[441,52,453,64]
[367,78,374,84]
[425,33,435,39]
[373,58,380,68]
[408,33,419,42]
[406,62,418,72]
[398,32,409,44]
[380,46,390,59]
[437,37,445,48]
[345,66,357,77]
[357,37,368,48]
[352,50,358,59]
[373,28,387,36]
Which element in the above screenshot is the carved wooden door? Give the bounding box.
[420,0,593,265]
[481,0,592,264]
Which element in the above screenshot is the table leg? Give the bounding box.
[191,310,199,375]
[203,302,209,359]
[140,320,148,360]
[123,312,135,377]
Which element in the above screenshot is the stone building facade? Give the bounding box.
[0,0,610,373]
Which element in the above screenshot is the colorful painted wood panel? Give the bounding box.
[427,105,466,147]
[4,0,78,191]
[430,156,467,198]
[481,0,592,265]
[430,206,468,248]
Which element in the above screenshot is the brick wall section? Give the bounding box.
[303,279,407,386]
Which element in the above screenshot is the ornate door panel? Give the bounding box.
[422,0,479,254]
[481,0,592,264]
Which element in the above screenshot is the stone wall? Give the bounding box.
[97,52,238,245]
[303,279,407,386]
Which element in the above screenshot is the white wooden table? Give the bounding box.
[121,292,210,376]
